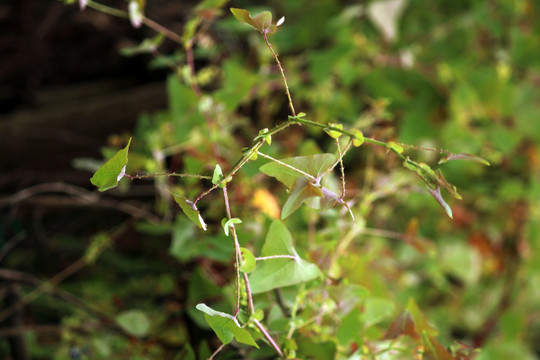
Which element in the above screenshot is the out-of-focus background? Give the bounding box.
[1,0,540,359]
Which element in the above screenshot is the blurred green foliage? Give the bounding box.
[4,0,540,359]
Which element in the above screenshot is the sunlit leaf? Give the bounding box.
[195,303,259,348]
[170,193,207,231]
[351,129,365,147]
[249,220,322,293]
[324,122,343,139]
[239,247,256,273]
[260,153,336,189]
[438,153,490,166]
[222,218,242,236]
[116,310,151,337]
[90,138,131,192]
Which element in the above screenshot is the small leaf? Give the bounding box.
[296,112,306,118]
[116,310,151,337]
[351,129,364,147]
[438,153,490,166]
[260,153,336,189]
[90,138,132,192]
[254,128,272,145]
[324,122,343,139]
[171,194,208,231]
[427,186,453,219]
[248,221,322,293]
[406,298,438,337]
[196,303,259,348]
[212,164,223,185]
[239,247,256,273]
[363,297,395,327]
[230,8,273,33]
[223,218,242,236]
[84,232,111,265]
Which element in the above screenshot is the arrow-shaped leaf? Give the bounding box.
[249,220,322,293]
[260,153,336,189]
[90,138,132,192]
[196,303,259,348]
[171,193,208,231]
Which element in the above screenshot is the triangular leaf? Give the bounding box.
[427,186,453,219]
[171,194,208,231]
[230,8,273,33]
[383,311,419,340]
[281,177,323,219]
[249,221,322,293]
[422,331,456,360]
[406,298,438,337]
[260,153,336,189]
[196,303,259,348]
[90,138,131,192]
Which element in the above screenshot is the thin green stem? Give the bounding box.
[87,0,128,18]
[263,32,296,117]
[291,116,406,160]
[125,172,211,180]
[194,119,296,205]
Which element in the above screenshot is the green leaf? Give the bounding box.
[422,331,455,360]
[90,138,131,192]
[222,218,242,236]
[363,297,395,327]
[239,247,256,273]
[248,221,322,293]
[438,153,490,166]
[84,232,111,265]
[260,153,336,189]
[116,310,151,337]
[230,8,273,34]
[406,298,438,337]
[281,177,323,219]
[351,129,365,147]
[324,122,343,139]
[120,34,164,57]
[170,193,207,231]
[195,304,259,348]
[212,164,223,185]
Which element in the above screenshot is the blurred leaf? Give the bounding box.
[195,304,259,348]
[363,297,395,327]
[116,310,151,337]
[215,59,258,111]
[84,232,111,264]
[384,311,419,340]
[260,153,336,189]
[324,122,343,139]
[249,220,322,293]
[120,34,164,56]
[407,298,438,337]
[90,138,131,192]
[422,331,455,360]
